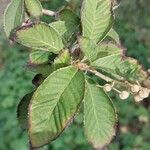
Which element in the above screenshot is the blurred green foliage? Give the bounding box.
[0,32,34,150]
[115,0,150,69]
[0,0,149,150]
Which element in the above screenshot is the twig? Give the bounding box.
[42,9,56,17]
[87,69,113,82]
[76,62,113,82]
[113,87,121,94]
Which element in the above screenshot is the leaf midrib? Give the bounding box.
[90,1,100,40]
[45,67,78,128]
[13,0,23,28]
[87,83,100,136]
[19,33,59,52]
[5,0,23,36]
[30,51,48,63]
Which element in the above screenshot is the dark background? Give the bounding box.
[0,0,150,150]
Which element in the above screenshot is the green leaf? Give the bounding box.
[107,28,120,43]
[115,58,148,83]
[28,49,71,77]
[49,21,67,37]
[17,92,34,130]
[91,48,148,82]
[81,0,114,43]
[91,54,124,76]
[78,37,98,62]
[91,43,122,70]
[26,63,53,78]
[84,81,116,149]
[94,42,122,59]
[79,37,121,62]
[25,0,42,17]
[29,66,85,148]
[15,23,64,53]
[67,0,81,11]
[53,49,71,70]
[4,0,24,37]
[59,9,80,46]
[29,50,50,65]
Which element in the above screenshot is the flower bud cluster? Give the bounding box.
[103,84,113,92]
[119,91,130,100]
[131,84,150,102]
[103,83,150,102]
[103,83,130,100]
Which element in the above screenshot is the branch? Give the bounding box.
[76,62,113,82]
[87,69,113,82]
[42,9,56,17]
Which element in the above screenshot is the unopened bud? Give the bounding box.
[119,91,130,100]
[139,88,149,99]
[131,84,140,93]
[134,95,143,102]
[103,84,112,92]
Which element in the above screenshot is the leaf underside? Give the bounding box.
[4,0,24,37]
[79,37,121,62]
[4,0,149,149]
[52,50,71,70]
[91,52,148,82]
[107,28,120,43]
[84,80,116,149]
[25,0,42,17]
[81,0,114,43]
[26,63,54,78]
[59,9,80,46]
[78,37,97,62]
[15,23,64,53]
[29,66,85,148]
[49,21,67,37]
[29,50,50,65]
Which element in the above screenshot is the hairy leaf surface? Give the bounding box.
[25,0,42,17]
[49,21,67,37]
[78,37,97,62]
[84,81,116,149]
[59,9,80,46]
[4,0,24,37]
[29,66,85,148]
[91,49,148,82]
[29,50,50,65]
[107,28,120,43]
[94,42,121,59]
[15,23,64,53]
[91,43,123,72]
[26,63,53,78]
[53,50,71,70]
[79,37,121,62]
[81,0,114,43]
